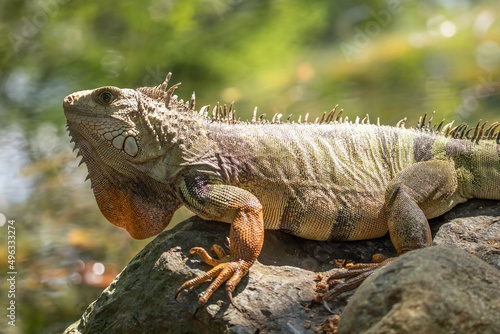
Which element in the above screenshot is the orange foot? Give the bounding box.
[175,244,252,308]
[323,254,395,312]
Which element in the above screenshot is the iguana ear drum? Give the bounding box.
[124,136,138,157]
[108,133,138,157]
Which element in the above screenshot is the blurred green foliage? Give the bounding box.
[0,0,499,332]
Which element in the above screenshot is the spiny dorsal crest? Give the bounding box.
[414,111,500,144]
[137,72,184,109]
[138,74,358,125]
[141,73,500,145]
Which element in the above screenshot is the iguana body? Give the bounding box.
[63,73,500,306]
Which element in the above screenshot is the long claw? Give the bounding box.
[174,288,183,301]
[227,290,242,312]
[323,298,335,314]
[193,306,201,319]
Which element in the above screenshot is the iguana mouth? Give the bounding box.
[63,104,105,119]
[63,93,113,119]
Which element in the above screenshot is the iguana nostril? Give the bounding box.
[64,95,74,104]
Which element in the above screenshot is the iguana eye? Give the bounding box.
[99,91,114,104]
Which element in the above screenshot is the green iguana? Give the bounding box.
[63,73,500,308]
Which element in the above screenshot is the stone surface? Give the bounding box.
[63,217,337,334]
[64,200,500,334]
[337,245,500,334]
[433,200,500,269]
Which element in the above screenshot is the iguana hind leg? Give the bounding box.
[175,176,264,307]
[386,159,463,253]
[324,160,465,303]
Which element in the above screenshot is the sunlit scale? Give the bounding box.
[124,136,138,156]
[101,131,139,157]
[112,135,126,150]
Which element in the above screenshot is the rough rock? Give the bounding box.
[337,245,500,334]
[63,217,337,334]
[64,200,500,334]
[433,200,500,269]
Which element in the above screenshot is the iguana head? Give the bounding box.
[64,86,143,161]
[63,74,185,239]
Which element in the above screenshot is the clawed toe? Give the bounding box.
[175,246,253,308]
[324,269,373,303]
[322,256,395,305]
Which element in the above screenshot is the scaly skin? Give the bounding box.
[63,73,500,307]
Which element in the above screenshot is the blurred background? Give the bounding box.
[1,0,500,332]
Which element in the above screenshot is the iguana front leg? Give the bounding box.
[174,175,264,306]
[324,160,464,303]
